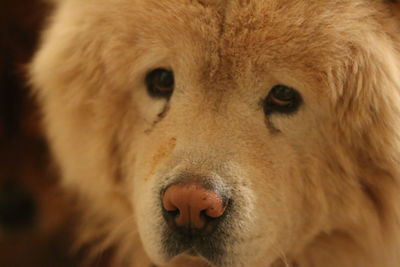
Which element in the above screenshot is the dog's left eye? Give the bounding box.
[145,68,174,99]
[263,85,302,115]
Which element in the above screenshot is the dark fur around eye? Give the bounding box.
[263,85,302,115]
[145,69,174,99]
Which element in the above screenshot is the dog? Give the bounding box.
[30,0,400,266]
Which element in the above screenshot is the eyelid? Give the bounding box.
[269,95,291,106]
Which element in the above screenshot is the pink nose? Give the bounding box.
[162,183,226,229]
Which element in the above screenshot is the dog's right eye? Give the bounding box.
[145,68,174,99]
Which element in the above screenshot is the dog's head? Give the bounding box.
[31,0,400,266]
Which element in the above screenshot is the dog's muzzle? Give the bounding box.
[159,176,231,263]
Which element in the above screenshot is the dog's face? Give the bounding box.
[31,0,400,266]
[129,3,332,265]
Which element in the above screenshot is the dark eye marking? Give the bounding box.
[145,68,174,99]
[263,85,302,115]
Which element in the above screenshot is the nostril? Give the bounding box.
[200,209,216,222]
[166,209,179,218]
[163,195,179,213]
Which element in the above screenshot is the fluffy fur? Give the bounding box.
[31,0,400,266]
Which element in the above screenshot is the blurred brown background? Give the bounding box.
[0,1,82,266]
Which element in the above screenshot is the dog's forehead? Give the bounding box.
[126,0,373,71]
[82,0,385,91]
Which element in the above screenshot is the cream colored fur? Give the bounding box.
[30,0,400,266]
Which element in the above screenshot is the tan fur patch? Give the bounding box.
[147,137,177,180]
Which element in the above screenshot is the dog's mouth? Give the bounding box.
[160,249,217,267]
[176,248,211,261]
[162,226,228,265]
[165,247,224,266]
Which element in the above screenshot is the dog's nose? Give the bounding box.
[162,183,226,230]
